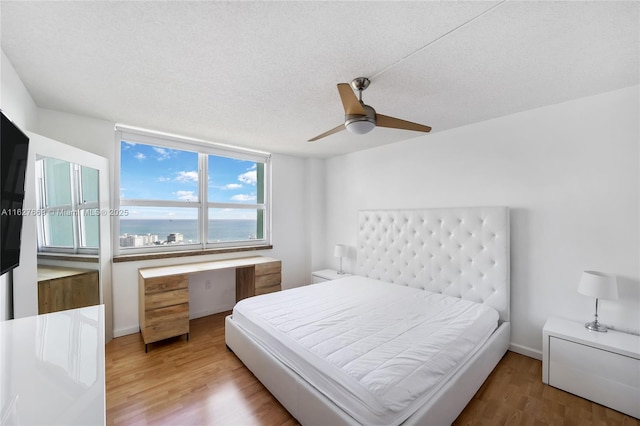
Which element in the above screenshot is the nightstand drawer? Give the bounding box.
[312,269,352,283]
[543,317,640,418]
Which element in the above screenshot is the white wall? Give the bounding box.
[0,51,38,130]
[324,86,640,358]
[0,51,39,320]
[305,158,327,272]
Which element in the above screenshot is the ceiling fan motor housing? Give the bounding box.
[345,103,376,134]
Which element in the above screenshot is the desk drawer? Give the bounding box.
[255,261,281,276]
[145,303,189,326]
[144,274,188,294]
[255,273,281,289]
[142,312,189,344]
[145,288,189,311]
[255,284,280,296]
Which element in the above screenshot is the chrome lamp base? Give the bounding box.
[584,298,609,332]
[584,320,608,332]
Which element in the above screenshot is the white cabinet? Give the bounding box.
[312,269,352,284]
[0,305,105,425]
[543,317,640,419]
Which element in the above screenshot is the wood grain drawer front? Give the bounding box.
[144,274,188,294]
[255,272,281,289]
[255,284,280,296]
[255,261,281,276]
[142,315,189,344]
[145,288,189,311]
[549,336,640,418]
[145,303,189,327]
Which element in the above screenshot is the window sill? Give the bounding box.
[38,253,100,263]
[112,245,273,263]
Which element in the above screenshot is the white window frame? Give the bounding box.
[114,125,272,255]
[36,158,100,255]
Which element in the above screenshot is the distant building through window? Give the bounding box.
[166,233,183,243]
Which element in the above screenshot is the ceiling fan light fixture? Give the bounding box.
[307,77,431,142]
[346,119,376,135]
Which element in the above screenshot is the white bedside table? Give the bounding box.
[312,269,352,283]
[542,317,640,419]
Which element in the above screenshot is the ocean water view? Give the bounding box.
[120,219,258,244]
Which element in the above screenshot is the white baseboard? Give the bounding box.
[189,305,232,320]
[113,326,140,338]
[509,342,542,360]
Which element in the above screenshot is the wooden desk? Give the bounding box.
[138,256,281,351]
[37,265,100,314]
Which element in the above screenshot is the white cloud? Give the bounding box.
[238,170,257,185]
[134,152,146,160]
[231,194,256,201]
[175,171,199,182]
[157,176,171,182]
[175,190,197,201]
[153,147,171,161]
[224,183,243,190]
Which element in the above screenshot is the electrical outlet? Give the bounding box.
[205,280,212,289]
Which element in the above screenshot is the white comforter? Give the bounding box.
[232,275,499,425]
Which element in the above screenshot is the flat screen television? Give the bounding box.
[1,110,30,275]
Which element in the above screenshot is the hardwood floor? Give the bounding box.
[106,312,639,425]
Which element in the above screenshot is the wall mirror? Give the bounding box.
[34,156,101,315]
[14,132,113,340]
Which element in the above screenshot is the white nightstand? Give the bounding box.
[542,317,640,418]
[312,269,352,284]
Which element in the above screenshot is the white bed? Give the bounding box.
[226,206,510,425]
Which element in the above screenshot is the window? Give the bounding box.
[36,157,100,254]
[115,127,271,254]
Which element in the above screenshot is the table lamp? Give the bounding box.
[577,270,618,332]
[334,244,348,275]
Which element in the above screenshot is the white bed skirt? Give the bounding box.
[225,315,511,425]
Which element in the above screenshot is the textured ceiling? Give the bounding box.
[1,1,638,158]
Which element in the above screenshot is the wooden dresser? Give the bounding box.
[138,256,281,351]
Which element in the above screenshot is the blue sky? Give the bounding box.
[120,141,259,220]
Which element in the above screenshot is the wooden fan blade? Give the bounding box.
[376,114,432,133]
[337,83,366,116]
[308,123,346,142]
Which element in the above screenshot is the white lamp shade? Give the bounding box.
[577,271,618,300]
[334,244,348,258]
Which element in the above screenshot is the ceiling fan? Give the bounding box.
[308,77,432,142]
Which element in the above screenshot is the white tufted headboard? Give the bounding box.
[356,207,510,322]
